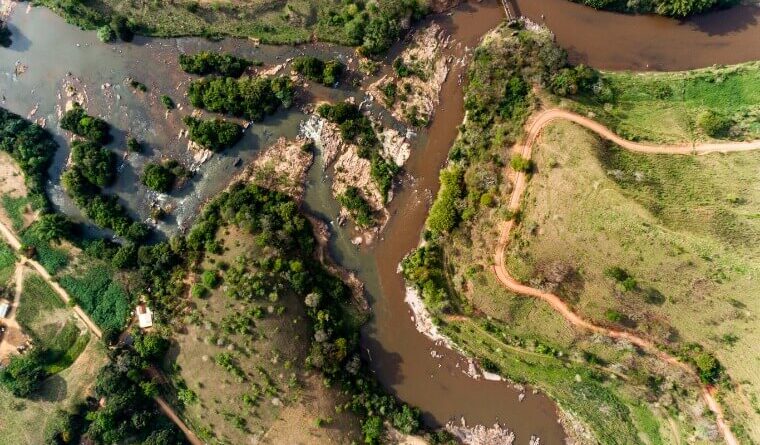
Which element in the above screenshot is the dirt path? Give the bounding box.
[0,219,203,445]
[492,108,752,445]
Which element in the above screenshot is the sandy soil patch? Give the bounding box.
[243,136,314,200]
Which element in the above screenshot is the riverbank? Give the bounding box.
[402,20,758,444]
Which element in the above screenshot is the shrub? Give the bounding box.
[183,116,243,152]
[142,163,175,193]
[550,65,599,97]
[127,137,142,153]
[0,350,47,397]
[604,309,623,323]
[161,95,175,110]
[191,283,207,298]
[97,25,116,43]
[0,23,11,48]
[130,79,148,92]
[60,104,111,144]
[510,154,533,173]
[187,75,295,121]
[179,51,254,77]
[201,270,219,288]
[70,140,115,187]
[292,56,345,86]
[697,109,732,138]
[338,187,375,227]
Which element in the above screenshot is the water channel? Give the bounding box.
[2,1,760,443]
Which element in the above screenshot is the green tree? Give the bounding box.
[0,350,47,397]
[141,163,175,193]
[71,140,115,186]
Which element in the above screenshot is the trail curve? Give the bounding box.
[493,108,757,445]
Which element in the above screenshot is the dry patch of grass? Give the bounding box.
[166,226,360,444]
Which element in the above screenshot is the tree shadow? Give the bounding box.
[686,4,760,36]
[33,373,68,403]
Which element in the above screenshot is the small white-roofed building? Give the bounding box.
[0,302,9,319]
[136,304,153,329]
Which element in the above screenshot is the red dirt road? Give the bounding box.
[493,108,752,445]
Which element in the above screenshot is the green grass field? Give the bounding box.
[1,195,28,232]
[505,120,760,441]
[0,241,16,285]
[59,264,131,332]
[16,273,90,374]
[561,62,760,143]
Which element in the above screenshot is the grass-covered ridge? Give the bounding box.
[567,0,739,17]
[559,61,760,144]
[34,0,429,50]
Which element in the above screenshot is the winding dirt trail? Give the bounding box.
[493,108,757,445]
[0,218,202,445]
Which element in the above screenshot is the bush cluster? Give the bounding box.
[319,0,428,56]
[338,186,375,227]
[70,140,115,186]
[292,56,345,86]
[550,64,600,97]
[179,51,255,77]
[317,102,399,201]
[141,160,189,193]
[187,75,295,121]
[183,116,243,152]
[60,104,111,144]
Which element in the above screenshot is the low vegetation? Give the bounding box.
[292,56,345,86]
[568,0,739,16]
[561,61,760,143]
[179,51,256,78]
[188,75,295,121]
[183,116,243,152]
[403,21,745,443]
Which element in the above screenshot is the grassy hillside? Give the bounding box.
[558,62,760,143]
[567,0,739,17]
[507,120,760,440]
[34,0,429,48]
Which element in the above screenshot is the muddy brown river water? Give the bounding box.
[3,0,760,443]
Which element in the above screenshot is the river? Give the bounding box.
[3,0,760,443]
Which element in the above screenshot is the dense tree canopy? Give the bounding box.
[70,140,115,187]
[60,104,111,144]
[571,0,739,17]
[187,75,295,121]
[183,116,243,152]
[0,107,58,208]
[0,350,47,397]
[292,56,345,86]
[179,51,255,77]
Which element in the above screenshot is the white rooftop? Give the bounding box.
[137,305,153,329]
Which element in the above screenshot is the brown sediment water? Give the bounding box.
[512,0,760,70]
[362,1,567,440]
